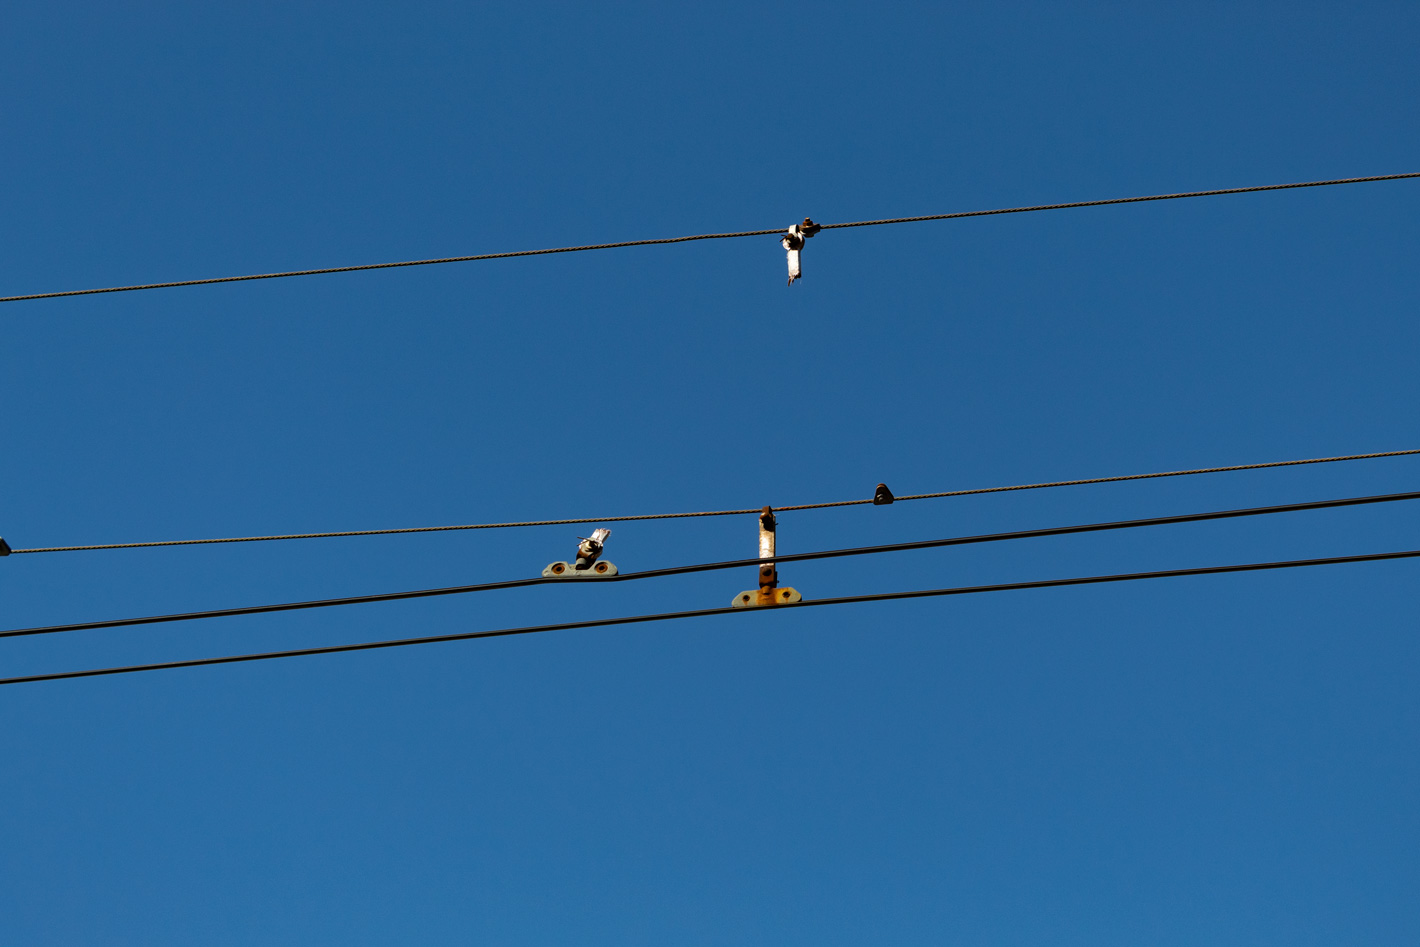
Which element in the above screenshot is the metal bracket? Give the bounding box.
[732,586,802,607]
[543,560,618,578]
[544,527,615,577]
[0,537,9,556]
[731,506,803,606]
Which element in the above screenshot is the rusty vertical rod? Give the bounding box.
[758,506,778,603]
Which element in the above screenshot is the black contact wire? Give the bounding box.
[4,547,1418,686]
[5,488,1418,641]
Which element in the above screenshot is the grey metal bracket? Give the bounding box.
[543,560,618,578]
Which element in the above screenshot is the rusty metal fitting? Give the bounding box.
[759,562,778,590]
[732,503,802,607]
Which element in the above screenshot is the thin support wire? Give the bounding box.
[3,172,1416,304]
[10,448,1420,554]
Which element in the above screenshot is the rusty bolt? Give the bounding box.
[760,506,776,530]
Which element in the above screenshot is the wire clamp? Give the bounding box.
[781,218,821,286]
[873,482,895,505]
[543,528,617,578]
[732,506,802,606]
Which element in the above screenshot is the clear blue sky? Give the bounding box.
[3,2,1418,943]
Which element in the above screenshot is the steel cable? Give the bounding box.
[10,448,1420,554]
[3,172,1415,304]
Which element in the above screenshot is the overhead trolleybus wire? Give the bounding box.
[6,487,1419,640]
[4,546,1418,687]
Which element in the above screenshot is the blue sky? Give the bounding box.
[2,2,1418,944]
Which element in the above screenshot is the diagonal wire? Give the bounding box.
[816,172,1420,229]
[0,227,782,304]
[6,488,1419,639]
[2,172,1416,304]
[9,447,1420,554]
[3,547,1417,686]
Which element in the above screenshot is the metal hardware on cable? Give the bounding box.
[543,528,617,578]
[781,218,821,286]
[733,507,802,607]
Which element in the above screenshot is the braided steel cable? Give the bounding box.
[0,228,784,304]
[10,448,1420,554]
[890,448,1420,501]
[3,172,1416,304]
[818,172,1420,230]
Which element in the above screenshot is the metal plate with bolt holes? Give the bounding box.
[542,560,619,578]
[731,587,802,607]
